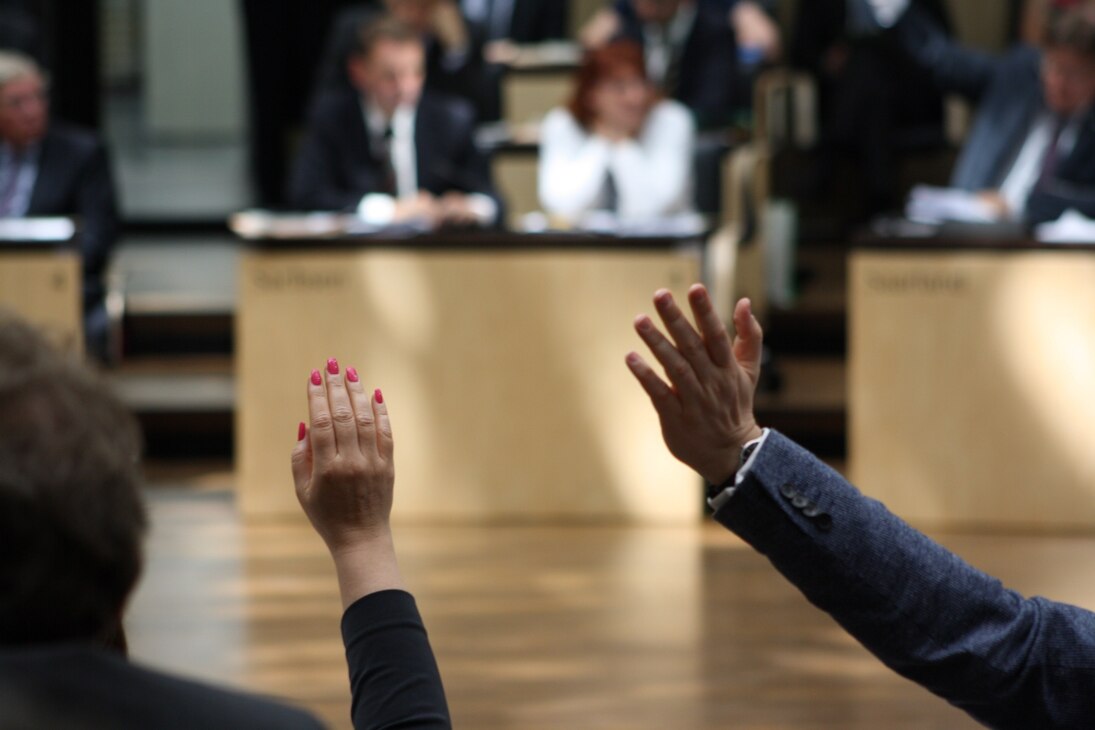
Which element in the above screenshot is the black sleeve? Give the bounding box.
[1024,178,1095,224]
[341,590,451,730]
[886,3,998,101]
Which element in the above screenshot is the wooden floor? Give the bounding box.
[126,464,1095,730]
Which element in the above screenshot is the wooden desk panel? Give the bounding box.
[0,249,83,353]
[237,245,701,522]
[503,72,572,125]
[849,248,1095,528]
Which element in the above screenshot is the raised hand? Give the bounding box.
[291,358,403,608]
[626,285,764,485]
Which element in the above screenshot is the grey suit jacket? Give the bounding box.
[715,431,1095,729]
[892,7,1095,224]
[25,122,119,309]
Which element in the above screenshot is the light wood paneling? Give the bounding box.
[492,151,540,228]
[236,245,701,522]
[849,248,1095,528]
[503,72,574,126]
[0,249,83,353]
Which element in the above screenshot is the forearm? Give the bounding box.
[886,4,996,99]
[342,590,451,730]
[329,532,407,611]
[1025,182,1095,225]
[716,431,1095,728]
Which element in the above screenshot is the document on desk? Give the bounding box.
[905,185,999,225]
[1035,209,1095,243]
[0,217,75,242]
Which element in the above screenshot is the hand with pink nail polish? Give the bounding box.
[290,362,400,608]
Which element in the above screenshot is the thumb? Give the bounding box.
[290,422,313,498]
[731,298,763,377]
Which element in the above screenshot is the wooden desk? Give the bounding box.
[848,237,1095,529]
[0,220,83,353]
[500,43,579,125]
[236,230,704,523]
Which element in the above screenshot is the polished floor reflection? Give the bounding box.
[126,476,1095,729]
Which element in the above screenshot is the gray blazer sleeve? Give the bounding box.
[714,430,1095,729]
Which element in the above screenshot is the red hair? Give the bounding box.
[567,40,648,129]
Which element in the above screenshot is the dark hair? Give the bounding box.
[0,314,146,647]
[354,14,422,60]
[1045,2,1095,57]
[567,40,649,129]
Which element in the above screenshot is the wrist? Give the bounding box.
[326,523,394,557]
[328,531,406,610]
[702,424,764,486]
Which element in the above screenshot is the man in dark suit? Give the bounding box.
[875,0,1095,224]
[290,15,500,228]
[615,0,742,129]
[0,51,118,361]
[582,0,771,128]
[790,0,953,219]
[0,315,450,727]
[628,284,1095,728]
[460,0,567,46]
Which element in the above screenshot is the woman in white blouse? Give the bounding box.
[538,40,696,225]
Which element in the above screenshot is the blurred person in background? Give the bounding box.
[871,0,1095,224]
[538,40,695,225]
[0,51,118,363]
[581,0,780,127]
[790,0,953,221]
[289,16,500,229]
[316,0,495,120]
[459,0,568,62]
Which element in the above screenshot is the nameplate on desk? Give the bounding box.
[249,265,349,293]
[866,270,969,296]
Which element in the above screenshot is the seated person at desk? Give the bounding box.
[580,0,776,126]
[0,51,118,361]
[871,0,1095,225]
[322,1,494,121]
[628,284,1095,728]
[0,316,450,728]
[459,0,569,64]
[538,40,695,224]
[289,15,500,228]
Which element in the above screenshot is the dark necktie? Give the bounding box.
[604,171,619,213]
[1037,117,1067,188]
[378,126,396,196]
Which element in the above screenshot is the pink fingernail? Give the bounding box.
[374,388,384,404]
[346,366,359,383]
[310,369,322,386]
[297,422,306,441]
[327,358,339,375]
